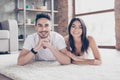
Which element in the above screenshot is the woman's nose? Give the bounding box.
[74,27,79,30]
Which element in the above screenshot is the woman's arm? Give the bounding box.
[64,36,101,65]
[87,36,101,65]
[72,36,102,65]
[72,59,101,65]
[65,50,101,65]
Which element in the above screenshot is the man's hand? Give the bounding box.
[33,39,46,50]
[34,37,50,51]
[42,39,51,49]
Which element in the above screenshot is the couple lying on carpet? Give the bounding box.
[17,13,101,66]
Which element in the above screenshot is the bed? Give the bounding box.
[0,49,120,80]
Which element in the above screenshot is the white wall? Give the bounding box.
[0,0,16,21]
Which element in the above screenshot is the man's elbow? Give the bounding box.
[61,62,71,65]
[17,60,26,66]
[60,59,71,65]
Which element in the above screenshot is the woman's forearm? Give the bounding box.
[72,59,101,65]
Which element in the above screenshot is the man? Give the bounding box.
[17,13,70,66]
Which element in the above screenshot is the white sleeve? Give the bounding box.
[23,35,34,51]
[55,34,66,50]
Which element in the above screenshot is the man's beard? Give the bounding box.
[38,31,49,39]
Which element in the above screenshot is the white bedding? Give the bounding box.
[0,49,120,80]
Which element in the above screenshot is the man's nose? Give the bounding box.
[42,27,47,31]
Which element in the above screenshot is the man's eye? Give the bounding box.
[45,24,49,27]
[38,25,42,27]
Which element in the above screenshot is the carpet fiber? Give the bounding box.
[0,49,120,80]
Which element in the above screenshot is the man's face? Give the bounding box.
[35,18,51,39]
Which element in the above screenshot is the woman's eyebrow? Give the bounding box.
[72,24,75,26]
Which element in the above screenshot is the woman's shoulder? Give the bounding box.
[87,36,94,41]
[87,36,96,46]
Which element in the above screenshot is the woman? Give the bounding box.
[64,18,101,65]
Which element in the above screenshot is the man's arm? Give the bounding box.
[50,46,71,65]
[17,36,45,66]
[42,40,71,65]
[17,49,35,66]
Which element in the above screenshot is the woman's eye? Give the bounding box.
[79,26,82,28]
[72,25,75,28]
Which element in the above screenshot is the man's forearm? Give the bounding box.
[17,52,35,66]
[49,46,71,65]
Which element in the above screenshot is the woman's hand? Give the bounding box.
[65,51,84,61]
[93,59,101,65]
[65,51,101,65]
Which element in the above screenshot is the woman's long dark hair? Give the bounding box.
[68,18,89,54]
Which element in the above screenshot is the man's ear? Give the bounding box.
[35,25,37,31]
[49,23,52,31]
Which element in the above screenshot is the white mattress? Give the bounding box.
[0,49,120,80]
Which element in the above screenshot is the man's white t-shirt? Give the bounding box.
[23,31,66,61]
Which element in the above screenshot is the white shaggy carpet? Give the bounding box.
[0,49,120,80]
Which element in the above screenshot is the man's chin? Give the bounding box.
[39,35,48,39]
[38,33,49,38]
[41,36,48,39]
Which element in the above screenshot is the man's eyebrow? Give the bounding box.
[37,23,42,25]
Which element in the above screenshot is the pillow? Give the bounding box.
[0,23,2,30]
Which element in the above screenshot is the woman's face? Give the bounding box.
[70,20,82,38]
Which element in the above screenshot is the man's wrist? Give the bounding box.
[31,48,38,54]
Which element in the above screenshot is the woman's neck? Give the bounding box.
[73,37,81,43]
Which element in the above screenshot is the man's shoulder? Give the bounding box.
[26,33,37,39]
[27,33,38,40]
[51,31,62,37]
[50,31,64,42]
[64,35,69,42]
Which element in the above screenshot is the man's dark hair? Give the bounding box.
[35,13,51,24]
